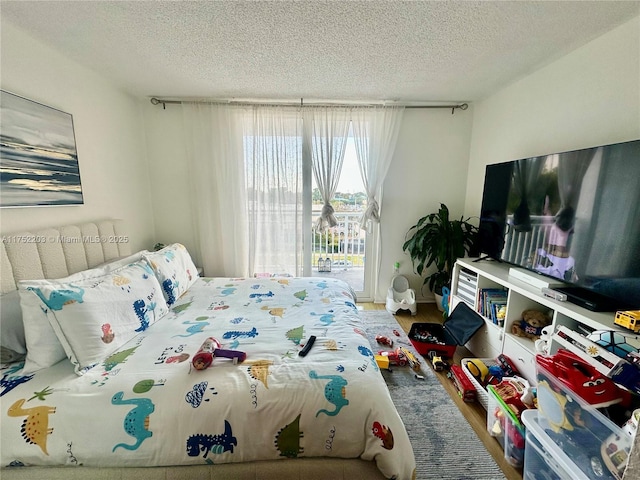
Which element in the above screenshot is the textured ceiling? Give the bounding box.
[2,1,639,103]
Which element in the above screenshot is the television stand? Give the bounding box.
[553,286,629,312]
[473,255,501,263]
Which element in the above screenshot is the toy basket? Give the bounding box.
[461,357,499,410]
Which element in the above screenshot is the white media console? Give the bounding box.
[450,258,633,385]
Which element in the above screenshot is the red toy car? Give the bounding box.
[377,348,408,366]
[375,335,394,347]
[536,349,624,408]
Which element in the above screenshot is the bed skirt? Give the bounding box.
[1,458,388,480]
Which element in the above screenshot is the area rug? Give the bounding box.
[361,310,506,480]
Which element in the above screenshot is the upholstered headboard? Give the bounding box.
[1,220,131,294]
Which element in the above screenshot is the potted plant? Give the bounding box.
[402,203,478,310]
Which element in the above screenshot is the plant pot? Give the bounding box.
[434,293,445,312]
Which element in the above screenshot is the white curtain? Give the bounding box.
[351,106,404,230]
[182,103,249,277]
[242,106,304,276]
[303,107,351,231]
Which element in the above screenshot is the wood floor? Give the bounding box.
[359,302,522,480]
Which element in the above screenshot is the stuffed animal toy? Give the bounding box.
[511,309,552,340]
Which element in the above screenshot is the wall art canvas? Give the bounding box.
[0,90,84,207]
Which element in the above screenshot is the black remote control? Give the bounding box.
[299,335,316,357]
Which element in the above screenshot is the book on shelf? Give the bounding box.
[477,288,507,325]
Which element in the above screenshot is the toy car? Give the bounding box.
[536,349,624,408]
[375,335,394,347]
[428,351,449,371]
[377,348,408,366]
[448,365,476,403]
[614,310,640,333]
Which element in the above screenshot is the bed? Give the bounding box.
[0,220,416,480]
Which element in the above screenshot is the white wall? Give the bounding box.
[377,108,474,302]
[465,16,640,218]
[0,22,155,253]
[141,104,197,261]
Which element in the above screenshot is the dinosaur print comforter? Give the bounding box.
[1,277,416,479]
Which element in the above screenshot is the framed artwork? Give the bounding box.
[0,90,84,207]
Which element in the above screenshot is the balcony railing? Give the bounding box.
[312,212,366,272]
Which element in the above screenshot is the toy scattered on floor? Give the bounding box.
[448,365,476,403]
[428,351,449,371]
[511,308,552,340]
[192,337,247,370]
[377,347,421,371]
[375,334,394,347]
[377,348,410,367]
[400,347,421,371]
[374,354,391,371]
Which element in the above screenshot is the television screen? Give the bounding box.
[478,139,640,311]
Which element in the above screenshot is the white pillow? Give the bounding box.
[0,290,26,355]
[23,261,168,374]
[143,243,198,306]
[18,250,149,373]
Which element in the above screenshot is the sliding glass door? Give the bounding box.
[309,136,371,300]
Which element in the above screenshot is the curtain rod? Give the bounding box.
[149,97,468,113]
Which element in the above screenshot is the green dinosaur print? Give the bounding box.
[274,414,303,458]
[286,326,304,345]
[294,290,307,301]
[103,346,138,371]
[172,299,193,314]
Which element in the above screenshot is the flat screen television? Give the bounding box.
[477,139,640,311]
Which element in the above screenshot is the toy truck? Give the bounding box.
[614,310,640,333]
[448,365,476,403]
[428,350,449,371]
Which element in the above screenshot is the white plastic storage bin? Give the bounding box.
[522,409,584,480]
[487,384,527,469]
[526,362,633,480]
[461,357,499,410]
